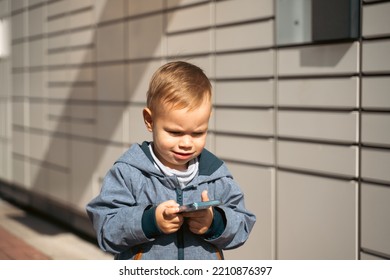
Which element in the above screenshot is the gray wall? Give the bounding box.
[0,0,389,260]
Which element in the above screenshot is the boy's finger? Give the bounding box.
[201,190,209,202]
[163,206,180,218]
[182,209,207,218]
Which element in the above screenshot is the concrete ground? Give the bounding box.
[0,198,112,260]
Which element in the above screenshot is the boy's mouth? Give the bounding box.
[173,151,194,160]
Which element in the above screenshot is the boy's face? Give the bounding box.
[143,99,211,171]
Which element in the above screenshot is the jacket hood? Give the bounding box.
[115,141,232,186]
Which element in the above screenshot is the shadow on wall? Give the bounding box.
[300,43,352,67]
[25,0,180,236]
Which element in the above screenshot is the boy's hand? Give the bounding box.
[182,190,214,235]
[155,200,183,234]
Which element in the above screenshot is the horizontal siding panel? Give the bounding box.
[11,13,26,40]
[46,87,71,100]
[127,61,163,103]
[128,105,152,144]
[361,183,390,256]
[70,0,93,11]
[69,115,96,139]
[97,22,125,62]
[215,80,274,106]
[216,0,273,25]
[70,29,94,47]
[48,52,69,67]
[29,162,48,193]
[362,113,390,146]
[46,118,69,135]
[167,29,210,56]
[48,1,69,17]
[95,143,127,193]
[68,67,94,83]
[127,15,164,59]
[216,50,274,78]
[48,34,69,50]
[0,103,8,136]
[278,111,358,142]
[29,6,46,37]
[362,77,390,110]
[12,101,26,126]
[29,102,46,130]
[12,73,26,97]
[70,139,95,209]
[48,68,70,83]
[12,130,28,155]
[277,172,357,259]
[360,253,386,260]
[70,10,94,29]
[11,43,26,68]
[46,102,70,133]
[0,142,11,181]
[278,78,358,108]
[29,40,46,67]
[216,21,273,52]
[29,72,46,98]
[70,103,95,121]
[48,16,69,34]
[97,65,125,101]
[0,1,7,17]
[278,42,359,76]
[48,101,70,118]
[46,135,69,168]
[363,39,390,73]
[66,86,94,101]
[215,108,274,135]
[69,48,95,65]
[96,0,125,22]
[278,141,358,177]
[0,63,11,96]
[223,162,273,259]
[128,0,163,16]
[96,105,126,143]
[167,0,206,8]
[362,148,390,184]
[215,135,274,165]
[48,168,69,202]
[11,0,27,11]
[166,4,211,33]
[181,57,213,78]
[12,157,28,188]
[363,2,390,38]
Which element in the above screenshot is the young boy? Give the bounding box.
[86,61,256,260]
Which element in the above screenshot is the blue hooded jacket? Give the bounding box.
[86,141,256,260]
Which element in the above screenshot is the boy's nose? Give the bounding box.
[179,135,192,148]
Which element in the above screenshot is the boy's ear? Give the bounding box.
[143,107,153,132]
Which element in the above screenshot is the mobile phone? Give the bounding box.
[178,200,221,213]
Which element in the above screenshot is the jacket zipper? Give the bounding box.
[176,187,184,260]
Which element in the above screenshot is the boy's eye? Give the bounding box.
[167,131,206,137]
[168,131,182,136]
[192,131,206,137]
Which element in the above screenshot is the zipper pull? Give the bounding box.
[176,188,183,205]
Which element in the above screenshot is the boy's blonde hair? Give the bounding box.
[146,61,212,113]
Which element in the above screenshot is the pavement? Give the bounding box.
[0,198,112,260]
